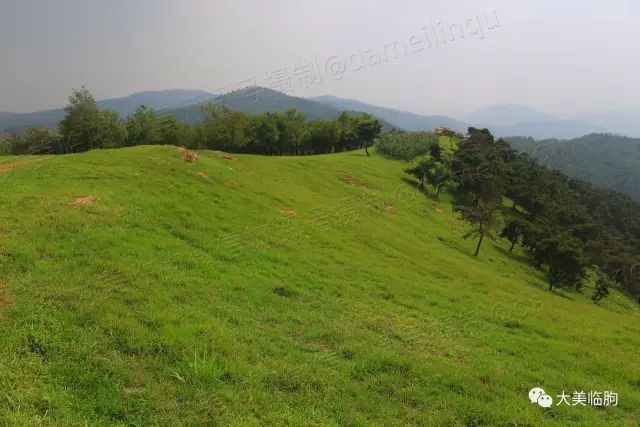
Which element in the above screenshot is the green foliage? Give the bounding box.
[58,87,125,152]
[405,155,452,196]
[3,88,383,157]
[457,200,502,256]
[592,270,614,301]
[126,106,160,146]
[508,134,640,201]
[3,128,59,155]
[545,233,590,292]
[375,131,438,161]
[355,113,382,156]
[395,126,640,297]
[451,127,510,206]
[193,103,380,155]
[500,219,528,252]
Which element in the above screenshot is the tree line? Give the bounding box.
[0,88,382,156]
[395,129,640,301]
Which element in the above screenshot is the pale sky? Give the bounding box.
[1,0,639,117]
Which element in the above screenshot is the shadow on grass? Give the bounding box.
[495,245,530,265]
[400,177,443,201]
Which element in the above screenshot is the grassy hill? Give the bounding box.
[508,134,640,201]
[0,146,638,425]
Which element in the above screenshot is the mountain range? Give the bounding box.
[163,87,342,123]
[310,95,467,132]
[2,88,640,140]
[465,104,613,139]
[0,89,216,133]
[507,133,640,201]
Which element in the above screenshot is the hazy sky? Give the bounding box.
[1,0,639,117]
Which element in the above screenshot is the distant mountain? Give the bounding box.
[0,109,66,133]
[165,87,340,122]
[494,120,609,140]
[466,104,611,139]
[566,111,640,138]
[467,104,553,127]
[97,89,215,115]
[508,133,640,201]
[0,89,215,132]
[164,87,400,130]
[311,95,467,131]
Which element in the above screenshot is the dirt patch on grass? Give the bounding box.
[175,146,198,163]
[432,203,444,213]
[196,172,210,181]
[343,174,372,189]
[70,195,100,206]
[280,209,298,218]
[376,202,396,214]
[210,151,236,160]
[0,156,50,173]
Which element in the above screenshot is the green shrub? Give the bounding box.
[375,132,438,161]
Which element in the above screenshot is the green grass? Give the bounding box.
[439,135,458,154]
[0,146,638,426]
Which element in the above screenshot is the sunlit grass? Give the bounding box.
[0,145,638,425]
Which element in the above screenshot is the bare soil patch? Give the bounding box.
[0,156,50,173]
[196,172,210,181]
[175,146,198,163]
[209,151,236,160]
[70,196,100,206]
[343,174,371,189]
[280,209,298,218]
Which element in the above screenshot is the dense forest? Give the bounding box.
[507,134,640,201]
[0,88,382,156]
[384,130,640,301]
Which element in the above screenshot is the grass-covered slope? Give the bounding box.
[0,146,638,425]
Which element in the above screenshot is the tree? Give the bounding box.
[429,141,442,161]
[6,127,58,155]
[59,87,103,152]
[458,200,501,256]
[451,128,506,207]
[405,156,452,197]
[355,114,382,156]
[546,233,589,291]
[200,103,248,151]
[126,106,159,146]
[405,158,431,191]
[247,113,280,154]
[307,120,338,154]
[500,219,527,252]
[430,160,453,197]
[592,271,612,301]
[336,112,358,152]
[279,109,306,155]
[157,115,183,146]
[97,110,127,149]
